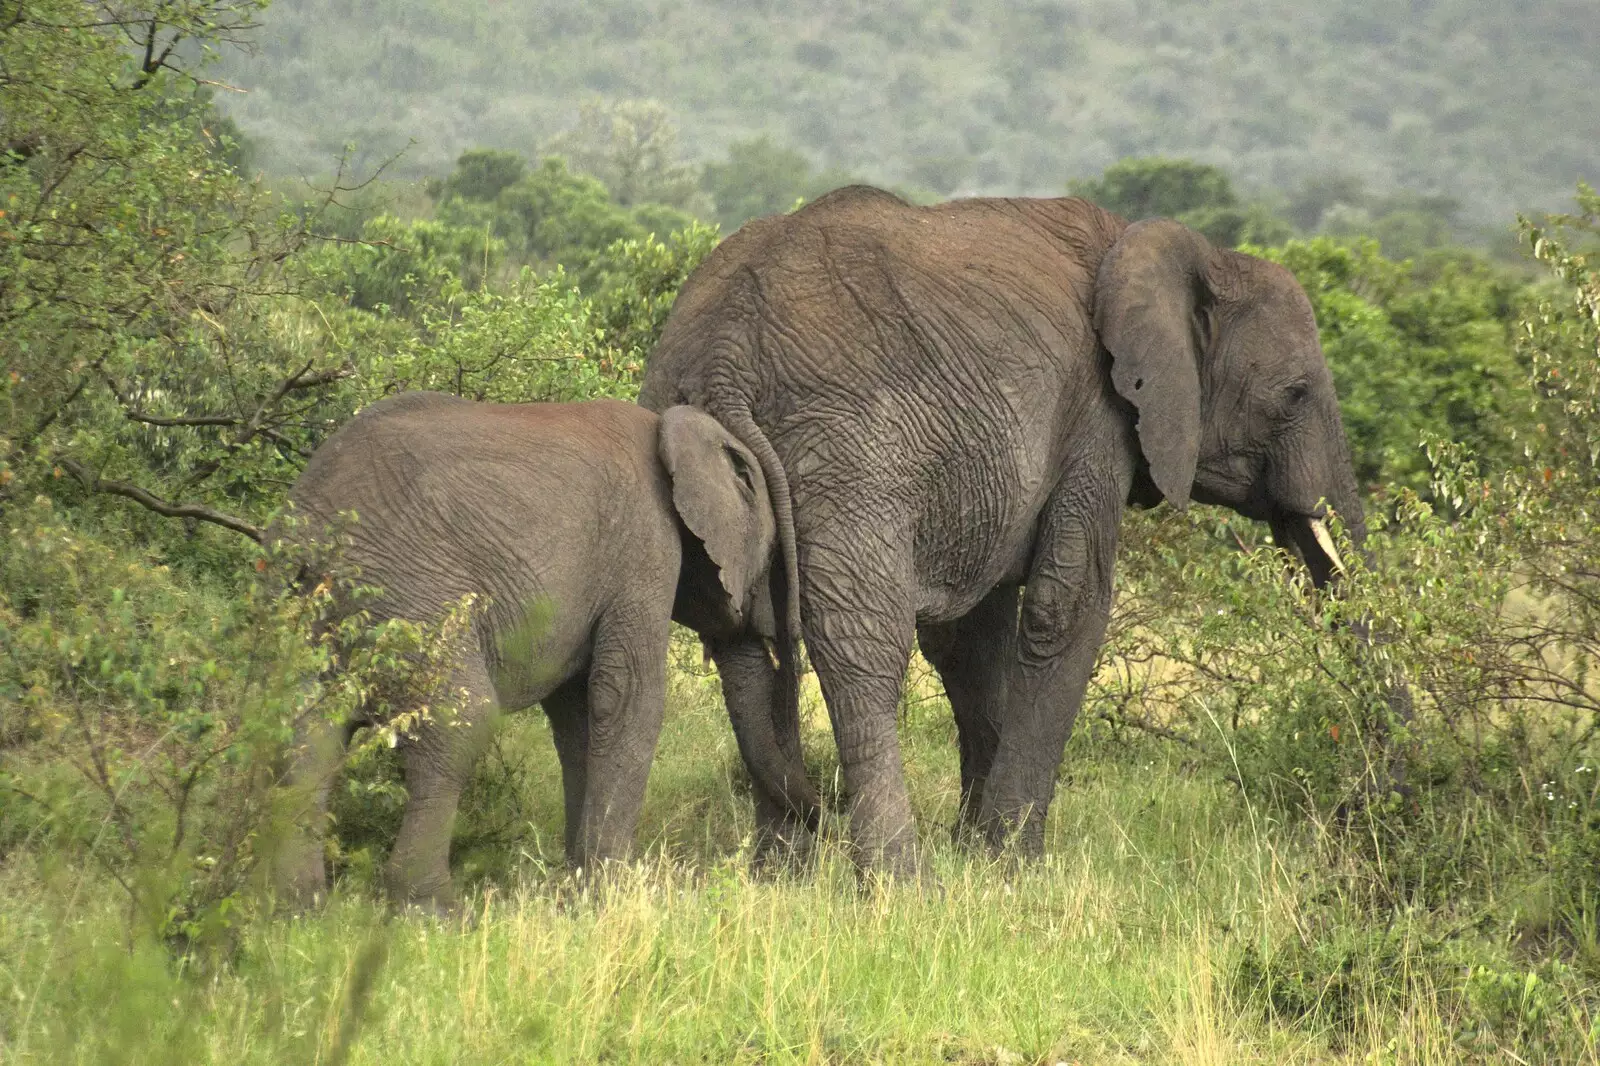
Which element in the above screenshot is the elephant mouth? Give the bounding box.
[1304,516,1346,575]
[1185,476,1349,585]
[1270,507,1346,588]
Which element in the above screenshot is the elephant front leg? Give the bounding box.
[978,467,1126,857]
[918,584,1017,838]
[571,611,670,871]
[271,709,360,909]
[384,650,498,912]
[709,635,821,865]
[540,676,591,863]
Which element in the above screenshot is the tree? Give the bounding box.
[426,153,700,291]
[700,136,845,232]
[545,98,707,214]
[426,147,527,203]
[1070,157,1292,247]
[1070,157,1240,222]
[0,0,340,541]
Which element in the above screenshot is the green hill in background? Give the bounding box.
[216,0,1596,224]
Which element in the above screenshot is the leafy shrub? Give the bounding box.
[312,214,505,315]
[1233,912,1598,1058]
[427,151,704,291]
[1095,190,1600,950]
[0,501,453,953]
[589,223,720,367]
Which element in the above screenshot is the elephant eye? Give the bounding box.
[1284,381,1310,408]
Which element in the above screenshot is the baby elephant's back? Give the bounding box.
[290,393,674,634]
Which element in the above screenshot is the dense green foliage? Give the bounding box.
[1068,156,1292,248]
[4,3,1600,1062]
[1261,238,1527,493]
[213,0,1597,227]
[0,1,708,952]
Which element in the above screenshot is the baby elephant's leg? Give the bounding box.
[385,646,498,912]
[571,609,671,871]
[541,675,590,863]
[272,709,362,909]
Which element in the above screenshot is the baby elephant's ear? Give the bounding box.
[658,405,775,614]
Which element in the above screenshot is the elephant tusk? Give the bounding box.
[1307,518,1346,576]
[762,637,781,671]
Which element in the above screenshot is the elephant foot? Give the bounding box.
[978,805,1047,860]
[382,862,458,919]
[748,789,817,876]
[850,827,941,893]
[749,823,815,877]
[391,894,475,928]
[559,856,646,912]
[271,841,330,914]
[857,852,941,897]
[949,807,987,849]
[566,841,634,883]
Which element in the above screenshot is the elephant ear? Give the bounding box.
[659,405,775,616]
[1095,218,1216,510]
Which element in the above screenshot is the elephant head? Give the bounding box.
[1096,219,1364,583]
[659,404,780,638]
[660,404,817,829]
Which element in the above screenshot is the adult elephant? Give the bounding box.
[639,186,1363,875]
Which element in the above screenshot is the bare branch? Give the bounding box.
[59,458,263,542]
[124,412,241,428]
[285,365,353,391]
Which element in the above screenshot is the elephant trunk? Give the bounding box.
[700,401,818,827]
[714,627,822,830]
[718,403,804,665]
[1269,402,1369,590]
[1271,423,1414,798]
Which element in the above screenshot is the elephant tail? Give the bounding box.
[721,404,805,673]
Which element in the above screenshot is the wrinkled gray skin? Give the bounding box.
[639,186,1366,875]
[274,393,819,910]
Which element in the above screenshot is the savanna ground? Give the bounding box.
[6,646,1595,1065]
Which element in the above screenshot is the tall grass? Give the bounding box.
[11,660,1586,1064]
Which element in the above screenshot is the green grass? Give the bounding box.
[2,661,1596,1064]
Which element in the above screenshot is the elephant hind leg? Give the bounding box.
[384,644,499,911]
[979,462,1129,857]
[799,536,921,878]
[541,675,590,863]
[571,608,671,871]
[918,584,1018,838]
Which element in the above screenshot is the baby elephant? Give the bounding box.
[274,392,818,909]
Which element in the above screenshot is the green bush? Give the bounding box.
[1069,156,1293,247]
[0,499,480,953]
[1098,191,1600,959]
[1233,912,1597,1058]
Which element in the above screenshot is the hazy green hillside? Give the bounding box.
[215,0,1597,220]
